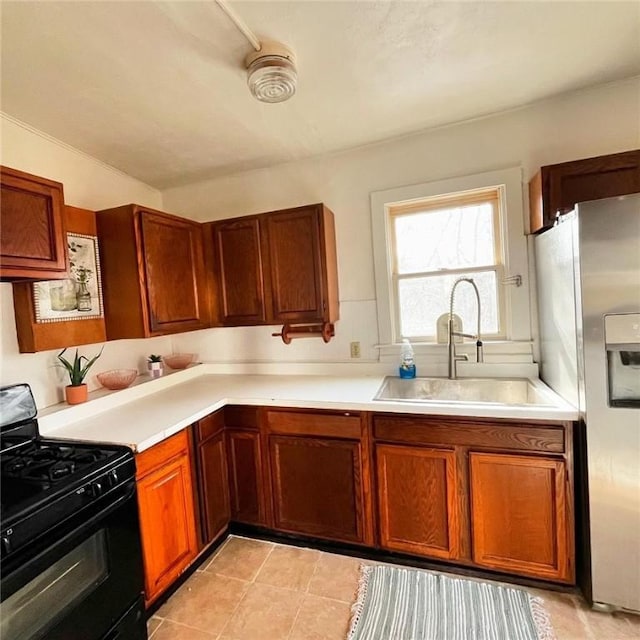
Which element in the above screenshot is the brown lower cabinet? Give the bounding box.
[193,412,231,547]
[226,429,267,526]
[269,435,365,543]
[376,444,460,560]
[136,408,576,608]
[136,431,198,606]
[469,452,570,582]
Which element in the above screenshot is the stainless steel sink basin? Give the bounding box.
[373,377,556,406]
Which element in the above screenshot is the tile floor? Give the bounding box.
[148,535,640,640]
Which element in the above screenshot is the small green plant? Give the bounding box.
[148,354,163,363]
[57,346,104,386]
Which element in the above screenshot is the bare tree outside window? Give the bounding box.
[388,188,504,341]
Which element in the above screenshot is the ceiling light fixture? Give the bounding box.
[215,0,297,104]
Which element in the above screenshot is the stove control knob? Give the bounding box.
[88,481,103,498]
[106,469,119,488]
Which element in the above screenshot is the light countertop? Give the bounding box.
[38,368,578,452]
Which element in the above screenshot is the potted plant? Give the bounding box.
[57,346,104,404]
[147,354,163,378]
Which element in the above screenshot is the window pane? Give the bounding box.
[398,270,499,338]
[394,204,495,274]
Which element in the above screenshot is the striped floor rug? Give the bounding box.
[347,565,555,640]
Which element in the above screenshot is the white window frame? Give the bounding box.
[371,167,531,347]
[389,187,506,341]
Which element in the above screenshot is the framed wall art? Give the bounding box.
[33,232,104,323]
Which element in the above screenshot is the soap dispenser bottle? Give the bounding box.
[399,338,416,379]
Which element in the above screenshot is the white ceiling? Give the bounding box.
[2,1,639,189]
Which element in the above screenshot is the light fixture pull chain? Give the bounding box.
[214,0,262,51]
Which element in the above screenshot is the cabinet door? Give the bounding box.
[197,430,231,545]
[226,430,266,525]
[376,444,459,560]
[263,205,326,323]
[137,453,198,604]
[212,217,266,325]
[470,452,570,582]
[1,166,68,280]
[140,211,209,334]
[269,435,365,544]
[529,150,640,232]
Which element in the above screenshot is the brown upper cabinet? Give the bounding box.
[209,203,339,327]
[96,204,210,339]
[1,166,68,281]
[211,215,267,325]
[528,149,640,233]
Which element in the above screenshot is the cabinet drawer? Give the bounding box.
[373,415,565,454]
[224,405,260,430]
[266,410,361,439]
[136,430,189,479]
[196,411,224,442]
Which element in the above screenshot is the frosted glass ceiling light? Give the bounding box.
[246,43,297,104]
[215,0,297,104]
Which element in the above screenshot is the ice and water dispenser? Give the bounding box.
[605,313,640,408]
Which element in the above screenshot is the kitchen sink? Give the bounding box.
[373,376,557,406]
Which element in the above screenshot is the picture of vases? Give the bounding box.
[50,280,78,311]
[32,233,103,323]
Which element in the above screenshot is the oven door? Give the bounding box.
[0,482,145,640]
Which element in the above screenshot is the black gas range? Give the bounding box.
[0,384,147,640]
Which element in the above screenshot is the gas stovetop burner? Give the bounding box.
[1,443,111,487]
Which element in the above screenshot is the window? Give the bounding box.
[371,167,531,348]
[389,187,505,341]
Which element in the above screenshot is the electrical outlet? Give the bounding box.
[350,341,361,358]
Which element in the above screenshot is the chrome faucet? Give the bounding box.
[448,277,484,379]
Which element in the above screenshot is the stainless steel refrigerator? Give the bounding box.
[535,193,640,613]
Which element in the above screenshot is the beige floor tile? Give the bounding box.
[533,592,590,640]
[219,582,303,640]
[156,571,249,635]
[255,544,320,591]
[147,617,163,638]
[289,594,353,640]
[308,552,362,603]
[584,608,640,639]
[204,536,274,581]
[150,619,217,639]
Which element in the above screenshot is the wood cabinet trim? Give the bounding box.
[136,430,190,480]
[373,415,565,453]
[265,409,361,439]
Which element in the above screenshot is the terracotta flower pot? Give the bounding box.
[65,384,88,405]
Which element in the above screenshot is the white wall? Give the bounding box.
[162,78,640,366]
[0,114,171,409]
